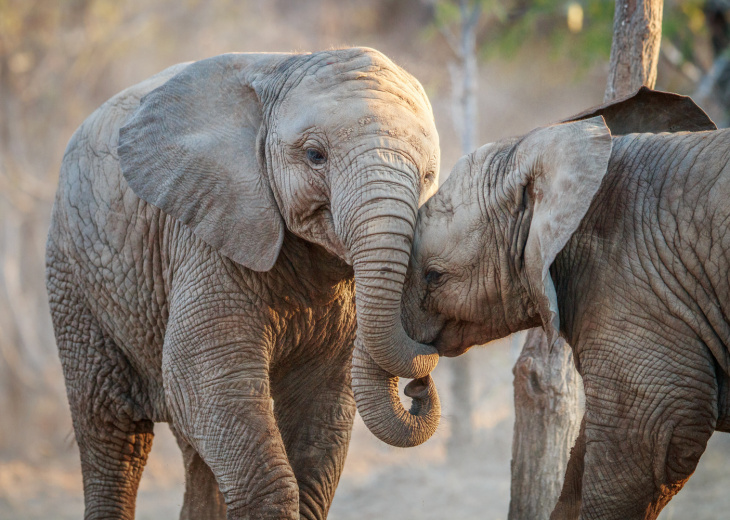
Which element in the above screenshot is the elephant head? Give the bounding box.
[116,48,441,447]
[403,116,612,359]
[403,88,716,359]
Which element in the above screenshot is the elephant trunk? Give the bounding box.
[352,340,440,447]
[345,182,441,447]
[350,209,439,380]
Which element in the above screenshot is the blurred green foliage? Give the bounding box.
[430,0,716,73]
[481,1,614,66]
[663,0,709,65]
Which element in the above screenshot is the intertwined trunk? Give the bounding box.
[352,343,440,448]
[345,173,441,447]
[346,179,440,381]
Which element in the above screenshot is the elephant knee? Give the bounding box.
[653,418,712,494]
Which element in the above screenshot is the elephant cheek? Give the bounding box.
[287,203,352,264]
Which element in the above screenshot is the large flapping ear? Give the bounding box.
[118,53,291,271]
[560,86,717,135]
[516,116,612,345]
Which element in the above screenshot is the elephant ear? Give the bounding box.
[118,53,290,271]
[560,86,717,135]
[515,116,612,345]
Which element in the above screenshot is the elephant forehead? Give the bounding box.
[341,106,438,156]
[429,156,483,213]
[421,185,474,233]
[288,51,433,120]
[276,91,438,160]
[314,49,426,93]
[416,203,477,265]
[288,81,433,125]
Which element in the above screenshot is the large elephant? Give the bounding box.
[400,89,730,519]
[45,48,441,520]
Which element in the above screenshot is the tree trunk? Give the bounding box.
[604,0,663,101]
[508,329,581,520]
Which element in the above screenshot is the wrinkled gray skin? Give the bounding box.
[46,48,442,520]
[403,94,730,518]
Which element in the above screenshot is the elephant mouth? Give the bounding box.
[432,320,486,357]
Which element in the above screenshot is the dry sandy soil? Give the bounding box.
[2,341,728,520]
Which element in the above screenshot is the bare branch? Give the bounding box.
[465,1,482,30]
[694,53,730,105]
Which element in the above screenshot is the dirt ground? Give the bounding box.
[2,341,728,520]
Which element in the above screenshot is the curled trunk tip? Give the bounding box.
[351,341,440,448]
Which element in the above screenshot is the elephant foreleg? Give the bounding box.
[75,420,154,520]
[163,306,299,520]
[271,353,356,520]
[572,337,717,520]
[170,424,227,520]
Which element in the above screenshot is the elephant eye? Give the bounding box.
[425,269,444,286]
[306,148,327,166]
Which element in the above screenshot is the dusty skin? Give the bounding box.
[403,89,730,519]
[6,3,728,519]
[45,48,442,520]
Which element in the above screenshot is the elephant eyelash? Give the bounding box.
[425,270,443,285]
[424,154,438,184]
[295,133,329,169]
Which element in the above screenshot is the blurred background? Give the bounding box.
[2,0,730,518]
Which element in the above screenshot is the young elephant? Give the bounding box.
[403,90,730,519]
[46,48,441,520]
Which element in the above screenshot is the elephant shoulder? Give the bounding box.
[55,63,194,259]
[58,63,193,214]
[65,62,192,170]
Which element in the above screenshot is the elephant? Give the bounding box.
[400,88,730,519]
[45,47,442,520]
